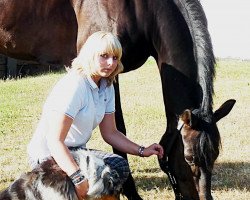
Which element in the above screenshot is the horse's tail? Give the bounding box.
[173,0,216,116]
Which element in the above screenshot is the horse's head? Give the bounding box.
[178,99,236,199]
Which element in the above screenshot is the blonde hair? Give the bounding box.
[71,31,124,86]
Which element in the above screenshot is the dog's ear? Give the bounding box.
[101,167,111,179]
[87,166,109,197]
[101,167,113,192]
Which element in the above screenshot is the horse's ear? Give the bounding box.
[180,110,192,127]
[214,99,236,122]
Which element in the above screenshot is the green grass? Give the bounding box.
[0,58,249,199]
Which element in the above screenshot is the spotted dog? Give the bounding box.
[0,149,121,200]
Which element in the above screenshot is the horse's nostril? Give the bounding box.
[185,155,196,166]
[185,155,194,162]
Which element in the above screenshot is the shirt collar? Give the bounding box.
[86,75,108,91]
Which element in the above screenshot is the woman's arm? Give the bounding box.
[99,113,164,158]
[46,112,78,175]
[45,111,88,199]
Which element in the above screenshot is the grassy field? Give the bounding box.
[0,58,249,199]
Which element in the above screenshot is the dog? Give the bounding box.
[0,149,122,200]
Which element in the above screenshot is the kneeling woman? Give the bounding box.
[27,31,164,199]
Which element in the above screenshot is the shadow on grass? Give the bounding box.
[132,167,170,190]
[133,162,250,192]
[135,175,170,190]
[212,161,250,191]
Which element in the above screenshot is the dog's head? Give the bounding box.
[71,150,121,199]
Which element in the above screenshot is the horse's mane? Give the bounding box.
[192,109,221,172]
[196,129,221,172]
[173,0,216,117]
[174,0,219,172]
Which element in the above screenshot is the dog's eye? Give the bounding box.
[113,173,119,179]
[111,170,119,180]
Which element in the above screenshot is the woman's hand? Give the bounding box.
[143,143,164,159]
[75,179,89,200]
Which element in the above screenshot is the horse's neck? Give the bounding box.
[152,0,215,115]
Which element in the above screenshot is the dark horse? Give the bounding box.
[0,0,235,199]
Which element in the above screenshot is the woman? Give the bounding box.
[27,31,164,199]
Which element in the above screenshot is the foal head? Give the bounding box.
[178,99,235,199]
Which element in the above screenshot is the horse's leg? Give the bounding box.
[159,64,199,200]
[113,77,143,200]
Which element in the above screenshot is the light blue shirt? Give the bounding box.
[27,71,115,162]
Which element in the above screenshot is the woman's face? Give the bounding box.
[93,53,118,78]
